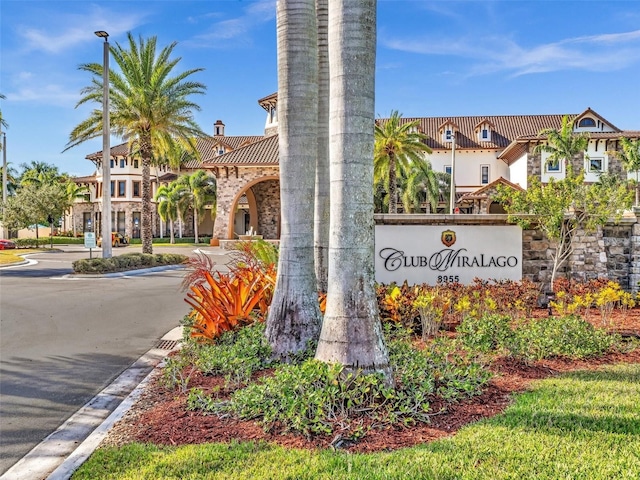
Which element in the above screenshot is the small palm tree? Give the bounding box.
[615,138,640,206]
[154,182,188,244]
[535,115,589,176]
[399,160,439,213]
[65,182,89,235]
[65,32,207,254]
[374,111,432,213]
[176,170,216,243]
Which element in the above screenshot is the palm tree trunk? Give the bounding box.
[141,144,153,254]
[314,0,330,294]
[194,208,199,243]
[265,0,322,361]
[169,219,175,244]
[315,0,392,384]
[388,153,397,213]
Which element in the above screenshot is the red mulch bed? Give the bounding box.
[101,309,640,453]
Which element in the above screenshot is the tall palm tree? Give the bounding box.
[615,137,640,206]
[535,115,589,176]
[19,161,63,186]
[315,0,392,385]
[65,33,206,254]
[154,182,188,244]
[374,111,432,213]
[0,93,8,150]
[314,0,330,294]
[266,0,322,361]
[0,163,18,196]
[65,182,89,235]
[177,170,216,243]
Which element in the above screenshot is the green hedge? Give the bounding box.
[127,237,211,245]
[72,253,188,274]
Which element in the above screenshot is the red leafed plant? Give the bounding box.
[185,267,273,342]
[183,248,277,342]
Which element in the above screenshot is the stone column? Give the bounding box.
[629,214,640,294]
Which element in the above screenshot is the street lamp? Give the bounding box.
[1,131,6,239]
[448,130,457,214]
[95,30,112,258]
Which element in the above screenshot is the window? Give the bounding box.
[133,181,141,197]
[270,107,277,123]
[481,129,488,139]
[589,157,604,172]
[218,149,224,155]
[579,118,596,127]
[118,180,126,197]
[546,159,560,172]
[445,129,452,141]
[444,166,452,175]
[110,181,115,197]
[110,159,114,168]
[133,159,139,168]
[481,165,489,184]
[117,211,126,233]
[120,159,125,168]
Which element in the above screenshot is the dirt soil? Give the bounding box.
[101,309,640,453]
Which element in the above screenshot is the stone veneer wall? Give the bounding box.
[375,213,640,293]
[214,166,280,239]
[252,180,280,239]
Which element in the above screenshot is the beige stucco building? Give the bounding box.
[70,94,640,240]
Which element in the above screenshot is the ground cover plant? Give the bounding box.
[73,244,640,478]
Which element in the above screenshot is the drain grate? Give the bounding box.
[155,339,179,351]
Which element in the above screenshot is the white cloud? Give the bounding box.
[381,29,640,77]
[187,0,276,48]
[17,6,147,54]
[7,84,79,106]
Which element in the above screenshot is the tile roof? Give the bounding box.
[85,142,130,160]
[404,114,572,151]
[202,134,279,166]
[189,135,266,166]
[72,174,97,183]
[458,177,524,201]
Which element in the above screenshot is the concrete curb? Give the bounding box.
[0,327,183,480]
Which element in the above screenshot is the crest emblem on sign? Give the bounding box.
[441,229,456,247]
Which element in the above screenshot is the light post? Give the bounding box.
[448,131,457,214]
[1,131,6,239]
[95,30,112,258]
[2,131,6,204]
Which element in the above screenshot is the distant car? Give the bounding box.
[0,239,17,250]
[97,232,129,248]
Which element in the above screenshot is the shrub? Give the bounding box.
[72,253,187,274]
[194,323,273,387]
[507,315,616,362]
[457,314,514,353]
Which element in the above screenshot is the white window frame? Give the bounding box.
[444,165,452,175]
[588,157,605,173]
[480,165,490,184]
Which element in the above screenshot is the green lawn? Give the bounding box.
[73,362,640,480]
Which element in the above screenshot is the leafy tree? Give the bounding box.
[495,171,631,287]
[315,0,393,385]
[374,111,432,213]
[176,170,217,243]
[154,182,188,244]
[612,137,640,206]
[1,183,71,240]
[66,32,206,254]
[534,115,589,174]
[266,0,323,361]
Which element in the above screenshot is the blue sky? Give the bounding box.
[1,0,639,177]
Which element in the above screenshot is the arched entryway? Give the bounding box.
[227,176,280,239]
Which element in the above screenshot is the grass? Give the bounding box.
[73,362,640,480]
[0,248,52,265]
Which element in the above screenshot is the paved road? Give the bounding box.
[0,245,229,475]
